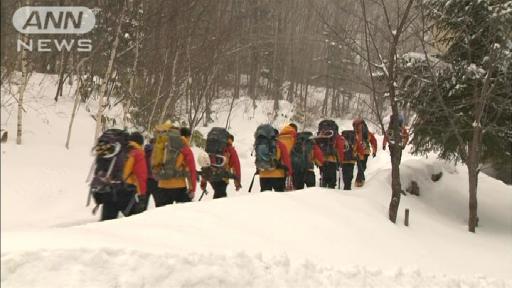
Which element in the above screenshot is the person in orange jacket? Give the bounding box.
[101,132,148,221]
[277,124,297,190]
[258,128,293,192]
[382,115,409,150]
[353,118,378,187]
[152,125,197,206]
[200,133,242,198]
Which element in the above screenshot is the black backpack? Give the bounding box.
[254,124,278,170]
[341,130,357,162]
[206,127,230,164]
[316,119,339,158]
[291,131,314,176]
[203,127,233,182]
[361,120,370,150]
[89,129,130,206]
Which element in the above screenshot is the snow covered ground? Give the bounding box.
[1,74,511,287]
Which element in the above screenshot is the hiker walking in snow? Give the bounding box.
[151,122,197,206]
[144,138,157,210]
[340,130,365,190]
[277,123,298,191]
[353,118,377,187]
[253,124,293,192]
[315,120,345,188]
[287,124,324,189]
[382,115,409,151]
[93,131,148,221]
[199,129,242,199]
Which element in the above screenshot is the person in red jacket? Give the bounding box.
[101,132,148,221]
[353,118,378,187]
[382,115,409,150]
[200,133,242,199]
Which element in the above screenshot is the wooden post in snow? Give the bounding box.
[404,209,410,226]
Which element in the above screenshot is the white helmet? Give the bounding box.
[197,150,211,168]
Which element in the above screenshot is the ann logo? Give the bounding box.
[13,6,95,52]
[22,9,83,31]
[13,6,95,34]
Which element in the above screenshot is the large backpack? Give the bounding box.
[341,130,357,162]
[206,127,229,163]
[153,128,187,180]
[316,119,339,158]
[89,129,130,206]
[203,127,233,182]
[291,131,314,176]
[361,120,370,151]
[254,124,278,170]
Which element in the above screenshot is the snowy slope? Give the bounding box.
[1,74,511,287]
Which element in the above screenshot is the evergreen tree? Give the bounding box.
[403,0,512,232]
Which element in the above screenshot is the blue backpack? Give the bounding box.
[254,124,278,170]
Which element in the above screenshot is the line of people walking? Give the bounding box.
[88,117,409,221]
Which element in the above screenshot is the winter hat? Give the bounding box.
[352,117,363,127]
[180,127,191,138]
[129,132,144,146]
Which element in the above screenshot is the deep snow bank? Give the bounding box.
[2,73,512,287]
[2,248,508,288]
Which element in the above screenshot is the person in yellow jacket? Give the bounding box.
[255,124,293,192]
[151,123,197,206]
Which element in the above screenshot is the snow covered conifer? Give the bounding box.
[403,0,512,232]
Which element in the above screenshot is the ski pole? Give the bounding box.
[86,189,92,207]
[338,166,342,189]
[248,170,258,193]
[198,189,208,201]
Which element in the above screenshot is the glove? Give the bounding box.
[235,180,242,191]
[372,153,376,158]
[200,179,207,191]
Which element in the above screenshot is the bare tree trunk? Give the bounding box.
[94,2,126,140]
[65,71,82,149]
[124,8,142,129]
[303,80,309,129]
[386,0,414,223]
[467,136,480,232]
[271,9,281,118]
[322,87,329,116]
[148,46,170,128]
[55,49,69,102]
[16,32,29,145]
[159,43,180,123]
[225,89,237,129]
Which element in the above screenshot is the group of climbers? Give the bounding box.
[88,115,409,221]
[253,116,408,192]
[89,121,242,221]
